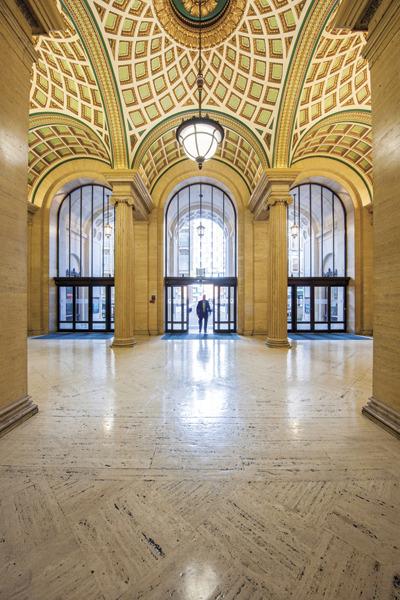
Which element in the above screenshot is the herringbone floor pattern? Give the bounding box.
[0,336,399,599]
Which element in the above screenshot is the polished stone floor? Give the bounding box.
[1,336,399,599]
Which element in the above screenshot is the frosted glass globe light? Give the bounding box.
[176,116,224,169]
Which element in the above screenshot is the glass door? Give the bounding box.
[165,284,188,333]
[213,284,236,332]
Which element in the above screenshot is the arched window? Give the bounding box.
[287,183,348,333]
[56,184,115,332]
[58,184,115,277]
[165,183,236,278]
[288,183,346,278]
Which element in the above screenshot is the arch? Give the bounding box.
[28,113,112,203]
[131,111,269,175]
[165,182,237,278]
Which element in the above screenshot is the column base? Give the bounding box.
[266,337,291,349]
[362,396,400,439]
[0,396,38,438]
[111,336,136,348]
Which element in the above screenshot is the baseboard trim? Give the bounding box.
[0,396,38,438]
[362,396,400,439]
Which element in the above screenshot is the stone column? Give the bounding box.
[111,193,135,347]
[336,0,400,436]
[106,170,153,347]
[0,1,63,436]
[265,169,298,349]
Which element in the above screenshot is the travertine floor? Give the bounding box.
[1,336,399,600]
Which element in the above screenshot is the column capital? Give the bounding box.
[27,201,39,224]
[104,169,153,220]
[265,168,300,209]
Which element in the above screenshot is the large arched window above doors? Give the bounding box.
[165,182,237,278]
[288,183,346,278]
[56,184,115,332]
[287,183,349,333]
[57,184,115,277]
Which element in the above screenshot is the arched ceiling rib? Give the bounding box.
[27,0,374,197]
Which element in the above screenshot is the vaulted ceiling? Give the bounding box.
[29,0,372,201]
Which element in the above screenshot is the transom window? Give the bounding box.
[165,183,237,278]
[288,183,346,278]
[57,184,115,278]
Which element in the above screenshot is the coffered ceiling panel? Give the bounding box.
[293,119,372,185]
[140,125,263,193]
[31,23,110,151]
[291,8,371,154]
[27,0,374,199]
[28,121,111,195]
[90,0,308,164]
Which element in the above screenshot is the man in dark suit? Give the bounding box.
[196,294,212,333]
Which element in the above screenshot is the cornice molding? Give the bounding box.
[20,0,65,34]
[335,0,381,31]
[249,169,299,220]
[105,169,153,220]
[362,0,400,66]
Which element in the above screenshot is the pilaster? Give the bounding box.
[0,0,63,436]
[264,169,299,349]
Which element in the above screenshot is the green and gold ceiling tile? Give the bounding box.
[269,38,283,59]
[269,63,282,82]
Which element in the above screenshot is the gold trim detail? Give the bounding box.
[153,0,246,48]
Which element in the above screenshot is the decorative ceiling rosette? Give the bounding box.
[153,0,246,48]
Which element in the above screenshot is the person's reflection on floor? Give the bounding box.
[197,337,210,365]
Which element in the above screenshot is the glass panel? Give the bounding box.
[314,287,329,323]
[331,286,345,323]
[334,199,346,276]
[322,189,334,276]
[59,322,73,330]
[69,189,81,277]
[296,286,311,325]
[165,184,236,278]
[331,323,345,331]
[92,186,104,277]
[315,324,329,331]
[289,184,346,278]
[58,197,70,276]
[75,286,89,323]
[92,286,106,328]
[110,287,115,326]
[287,286,292,327]
[81,186,92,276]
[59,286,73,322]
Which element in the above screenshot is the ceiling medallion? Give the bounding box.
[153,0,246,48]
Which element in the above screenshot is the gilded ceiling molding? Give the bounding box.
[272,0,336,168]
[153,0,246,48]
[131,110,269,172]
[291,109,372,160]
[62,0,129,168]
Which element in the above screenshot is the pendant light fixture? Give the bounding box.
[176,0,224,169]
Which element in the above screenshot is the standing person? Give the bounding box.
[196,294,212,334]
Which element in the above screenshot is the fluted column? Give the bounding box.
[266,198,291,348]
[111,194,135,347]
[264,169,298,349]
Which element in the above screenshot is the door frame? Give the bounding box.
[288,277,350,333]
[164,276,238,333]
